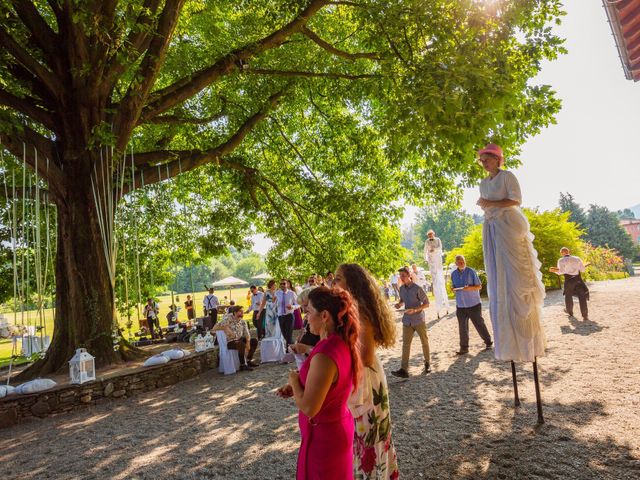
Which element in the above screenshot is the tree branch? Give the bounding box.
[246,68,377,80]
[301,25,378,60]
[114,0,186,151]
[142,111,226,125]
[328,1,364,6]
[258,174,323,246]
[11,0,59,64]
[121,89,285,194]
[269,116,323,186]
[139,0,329,122]
[254,182,319,257]
[0,25,63,99]
[106,0,163,86]
[0,128,63,199]
[5,62,56,108]
[0,88,57,132]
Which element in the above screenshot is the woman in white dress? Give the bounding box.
[423,230,449,316]
[476,143,546,363]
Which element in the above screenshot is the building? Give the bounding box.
[603,0,640,81]
[620,218,640,244]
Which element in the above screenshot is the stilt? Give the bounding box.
[532,358,544,424]
[511,361,521,407]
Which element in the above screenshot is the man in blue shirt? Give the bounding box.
[451,255,493,355]
[392,267,431,378]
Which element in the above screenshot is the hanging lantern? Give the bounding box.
[69,348,96,384]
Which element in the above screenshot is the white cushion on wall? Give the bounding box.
[0,385,16,398]
[15,378,57,394]
[143,354,170,367]
[161,349,185,360]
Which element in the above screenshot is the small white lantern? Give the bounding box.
[203,331,214,350]
[69,348,96,384]
[194,334,206,353]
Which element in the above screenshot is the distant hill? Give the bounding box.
[630,204,640,219]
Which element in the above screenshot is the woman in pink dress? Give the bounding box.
[278,286,362,480]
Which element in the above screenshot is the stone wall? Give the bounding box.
[0,349,219,429]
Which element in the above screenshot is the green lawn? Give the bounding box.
[0,287,254,367]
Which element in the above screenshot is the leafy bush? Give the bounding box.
[582,244,628,281]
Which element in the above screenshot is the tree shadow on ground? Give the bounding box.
[386,350,639,480]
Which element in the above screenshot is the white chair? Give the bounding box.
[260,319,286,363]
[216,330,240,375]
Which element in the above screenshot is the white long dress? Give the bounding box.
[424,237,449,313]
[480,170,546,362]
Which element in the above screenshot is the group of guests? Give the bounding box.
[245,273,337,346]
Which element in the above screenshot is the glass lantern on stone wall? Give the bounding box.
[69,348,96,384]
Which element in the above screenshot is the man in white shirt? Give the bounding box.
[550,247,590,321]
[246,285,265,339]
[275,279,297,347]
[203,287,219,330]
[143,297,163,340]
[424,230,449,315]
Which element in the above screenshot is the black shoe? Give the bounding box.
[247,360,259,367]
[455,350,469,355]
[240,365,254,371]
[391,368,409,378]
[484,343,493,350]
[423,363,432,374]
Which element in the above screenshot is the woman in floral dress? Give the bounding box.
[334,264,400,479]
[258,280,279,337]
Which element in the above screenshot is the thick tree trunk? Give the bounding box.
[18,157,143,379]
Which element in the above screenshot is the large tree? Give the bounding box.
[585,205,635,259]
[0,0,564,375]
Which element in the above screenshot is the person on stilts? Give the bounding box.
[476,143,547,424]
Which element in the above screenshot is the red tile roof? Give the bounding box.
[603,0,640,81]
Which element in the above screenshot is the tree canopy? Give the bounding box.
[0,0,566,374]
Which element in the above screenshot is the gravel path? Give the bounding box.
[1,277,639,479]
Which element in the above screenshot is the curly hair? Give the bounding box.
[337,263,396,348]
[308,286,362,391]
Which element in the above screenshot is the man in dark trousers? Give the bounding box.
[550,247,590,321]
[143,297,163,340]
[247,285,265,339]
[392,266,431,378]
[202,287,219,330]
[275,279,297,348]
[450,255,493,355]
